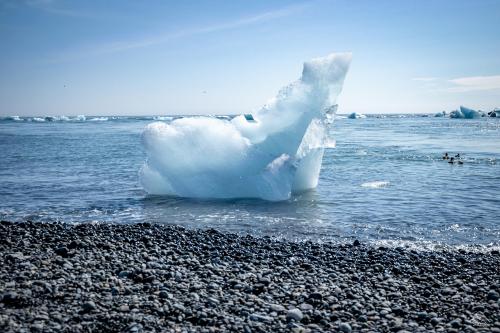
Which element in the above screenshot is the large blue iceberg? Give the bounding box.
[140,53,351,200]
[449,106,483,119]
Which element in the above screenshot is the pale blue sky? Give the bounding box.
[1,0,499,115]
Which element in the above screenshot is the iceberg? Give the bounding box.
[5,116,22,121]
[140,53,351,201]
[449,106,483,119]
[347,112,366,119]
[488,108,500,117]
[434,111,446,117]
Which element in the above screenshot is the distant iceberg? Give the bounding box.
[347,112,366,119]
[140,53,351,200]
[5,116,22,121]
[449,106,483,119]
[153,116,173,121]
[488,108,500,117]
[434,111,446,117]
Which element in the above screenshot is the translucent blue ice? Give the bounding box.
[140,53,351,200]
[450,106,483,119]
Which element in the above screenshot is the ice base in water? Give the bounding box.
[140,53,351,200]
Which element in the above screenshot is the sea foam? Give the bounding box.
[140,53,351,200]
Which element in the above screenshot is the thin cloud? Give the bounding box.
[50,3,307,62]
[448,75,500,92]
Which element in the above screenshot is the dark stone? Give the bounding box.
[54,246,69,257]
[118,270,130,278]
[430,317,441,326]
[487,290,499,301]
[67,240,79,249]
[450,319,461,329]
[392,307,406,316]
[2,292,20,306]
[309,292,323,300]
[82,301,96,312]
[417,312,428,322]
[142,275,155,283]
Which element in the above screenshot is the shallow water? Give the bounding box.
[1,115,499,250]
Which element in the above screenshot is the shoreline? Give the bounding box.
[1,221,499,332]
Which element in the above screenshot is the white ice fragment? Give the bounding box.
[361,181,390,188]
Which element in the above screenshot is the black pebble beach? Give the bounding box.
[1,221,499,332]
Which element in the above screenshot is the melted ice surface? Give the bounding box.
[140,53,351,200]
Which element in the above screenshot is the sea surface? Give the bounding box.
[1,114,499,251]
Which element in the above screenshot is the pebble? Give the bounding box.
[249,313,273,322]
[54,246,69,257]
[287,309,304,322]
[299,303,313,311]
[308,292,323,300]
[487,290,499,301]
[119,305,129,312]
[2,291,19,305]
[82,301,96,312]
[339,322,352,333]
[269,304,286,312]
[0,221,498,332]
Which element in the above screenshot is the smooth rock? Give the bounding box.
[339,322,352,333]
[287,309,304,322]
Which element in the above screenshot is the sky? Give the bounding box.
[1,0,499,116]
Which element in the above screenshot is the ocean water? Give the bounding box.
[1,115,499,251]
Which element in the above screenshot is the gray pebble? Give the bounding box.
[339,322,352,333]
[82,301,96,312]
[287,308,303,322]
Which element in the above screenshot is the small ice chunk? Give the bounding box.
[348,112,366,119]
[361,181,390,188]
[244,114,257,122]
